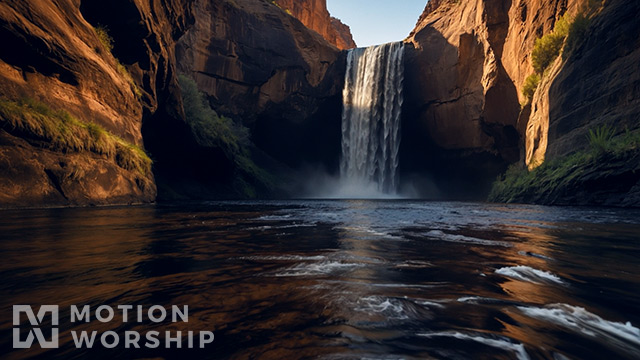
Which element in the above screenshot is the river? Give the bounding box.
[1,200,639,359]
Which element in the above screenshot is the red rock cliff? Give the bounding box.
[402,0,581,197]
[274,0,356,49]
[0,0,194,207]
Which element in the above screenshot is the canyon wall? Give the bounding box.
[539,0,640,161]
[0,0,194,207]
[274,0,356,49]
[0,0,347,207]
[402,0,578,198]
[176,0,345,171]
[2,0,637,206]
[404,0,639,204]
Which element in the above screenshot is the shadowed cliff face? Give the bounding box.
[0,0,194,207]
[273,0,356,50]
[176,0,345,171]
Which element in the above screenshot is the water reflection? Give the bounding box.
[0,201,639,359]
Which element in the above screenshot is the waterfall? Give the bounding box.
[340,42,405,196]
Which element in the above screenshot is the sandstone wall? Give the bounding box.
[274,0,356,49]
[402,0,579,197]
[0,0,194,207]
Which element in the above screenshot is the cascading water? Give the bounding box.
[340,42,405,197]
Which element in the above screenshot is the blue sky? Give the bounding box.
[327,0,428,48]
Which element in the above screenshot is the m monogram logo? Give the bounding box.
[13,305,59,349]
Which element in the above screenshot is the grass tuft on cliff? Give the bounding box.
[94,25,114,53]
[93,25,142,98]
[0,97,152,175]
[489,126,640,204]
[178,75,275,197]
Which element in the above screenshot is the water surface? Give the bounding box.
[1,200,639,359]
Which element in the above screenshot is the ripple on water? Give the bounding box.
[421,230,513,247]
[238,255,327,261]
[272,261,366,277]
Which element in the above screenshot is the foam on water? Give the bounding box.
[495,265,565,285]
[355,296,409,320]
[423,230,512,247]
[239,255,327,262]
[518,304,640,353]
[413,299,446,309]
[417,331,530,360]
[273,261,365,277]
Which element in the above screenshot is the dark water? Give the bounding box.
[1,200,640,359]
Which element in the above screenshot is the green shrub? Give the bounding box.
[489,151,592,203]
[617,128,640,151]
[588,124,616,153]
[0,97,151,175]
[553,14,571,38]
[532,33,565,74]
[564,12,590,58]
[94,25,114,53]
[490,124,640,203]
[522,73,541,102]
[531,13,573,74]
[178,74,250,156]
[178,74,274,197]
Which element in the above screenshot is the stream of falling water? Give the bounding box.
[340,42,405,197]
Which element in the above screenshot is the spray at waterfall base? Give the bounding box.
[305,42,411,198]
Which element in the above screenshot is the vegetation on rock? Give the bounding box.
[0,97,152,175]
[178,75,275,197]
[563,11,591,59]
[531,16,568,74]
[522,5,597,103]
[94,25,114,53]
[489,126,640,204]
[522,73,541,101]
[93,25,142,98]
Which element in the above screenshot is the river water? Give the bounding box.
[1,200,639,359]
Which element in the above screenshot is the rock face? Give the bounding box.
[0,0,346,206]
[274,0,356,49]
[176,0,345,171]
[491,0,640,207]
[402,0,579,198]
[404,0,640,205]
[543,0,640,161]
[0,0,194,207]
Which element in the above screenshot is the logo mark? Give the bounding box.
[13,305,59,349]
